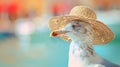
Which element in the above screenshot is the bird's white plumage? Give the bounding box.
[62,21,105,67]
[68,41,105,67]
[58,20,120,67]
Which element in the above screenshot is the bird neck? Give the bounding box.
[71,39,93,48]
[70,40,95,58]
[68,41,103,67]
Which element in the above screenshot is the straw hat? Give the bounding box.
[49,6,114,45]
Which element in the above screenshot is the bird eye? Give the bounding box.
[76,22,79,24]
[72,23,82,28]
[72,25,76,28]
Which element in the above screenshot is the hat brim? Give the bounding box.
[49,16,114,45]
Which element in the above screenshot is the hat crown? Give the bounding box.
[69,6,97,19]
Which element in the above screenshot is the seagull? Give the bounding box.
[51,20,120,67]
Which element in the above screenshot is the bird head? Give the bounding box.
[51,20,94,43]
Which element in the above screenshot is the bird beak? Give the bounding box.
[50,30,69,37]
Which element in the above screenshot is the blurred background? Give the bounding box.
[0,0,120,67]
